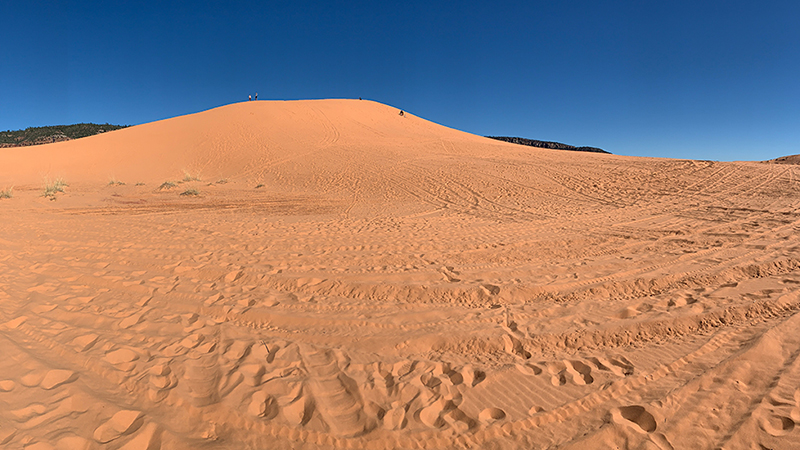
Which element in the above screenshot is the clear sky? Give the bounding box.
[2,1,799,161]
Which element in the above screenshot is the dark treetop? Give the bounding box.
[486,136,609,154]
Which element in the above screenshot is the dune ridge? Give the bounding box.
[1,100,799,449]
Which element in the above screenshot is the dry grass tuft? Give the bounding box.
[181,170,201,183]
[43,178,67,199]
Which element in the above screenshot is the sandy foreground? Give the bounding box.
[1,100,799,450]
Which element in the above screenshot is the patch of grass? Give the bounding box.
[108,178,125,186]
[181,170,201,182]
[43,178,67,198]
[0,187,12,199]
[135,182,145,186]
[158,181,177,190]
[255,184,265,189]
[216,179,228,184]
[180,189,200,196]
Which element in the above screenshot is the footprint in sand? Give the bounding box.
[222,340,252,362]
[668,294,697,308]
[72,334,99,352]
[502,334,531,359]
[282,395,313,426]
[588,356,634,377]
[247,391,279,419]
[118,422,161,450]
[419,399,446,428]
[383,404,407,430]
[565,360,594,385]
[183,348,221,407]
[478,407,506,426]
[119,309,149,329]
[148,364,177,402]
[608,356,635,376]
[759,412,795,436]
[616,306,640,319]
[105,348,140,372]
[610,405,657,433]
[10,403,48,422]
[40,370,78,390]
[515,363,542,376]
[239,363,266,386]
[20,370,48,387]
[544,360,593,386]
[93,410,144,443]
[546,361,568,386]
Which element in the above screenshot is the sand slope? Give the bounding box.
[1,100,800,449]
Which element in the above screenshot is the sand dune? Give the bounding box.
[1,100,799,449]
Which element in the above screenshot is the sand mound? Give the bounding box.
[0,100,510,191]
[1,100,799,449]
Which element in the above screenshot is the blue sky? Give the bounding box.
[2,1,798,161]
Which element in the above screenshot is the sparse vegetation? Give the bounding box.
[255,184,265,189]
[108,178,125,186]
[43,178,67,199]
[135,182,145,186]
[0,187,12,199]
[158,181,177,190]
[181,170,201,182]
[180,189,200,196]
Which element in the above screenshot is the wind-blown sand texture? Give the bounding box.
[1,100,799,449]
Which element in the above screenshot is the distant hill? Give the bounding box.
[0,123,128,148]
[486,136,609,154]
[765,154,800,165]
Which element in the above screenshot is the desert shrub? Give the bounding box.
[159,181,177,190]
[180,189,199,196]
[43,178,67,198]
[0,187,12,199]
[182,170,200,182]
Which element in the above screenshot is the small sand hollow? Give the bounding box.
[0,100,799,449]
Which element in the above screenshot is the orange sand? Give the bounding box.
[1,100,799,449]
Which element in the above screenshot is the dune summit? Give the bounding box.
[1,100,799,449]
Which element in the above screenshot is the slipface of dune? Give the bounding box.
[1,100,800,450]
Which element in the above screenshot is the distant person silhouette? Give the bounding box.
[399,110,404,116]
[255,93,258,100]
[249,95,252,101]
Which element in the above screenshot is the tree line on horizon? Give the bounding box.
[0,123,128,148]
[486,136,608,154]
